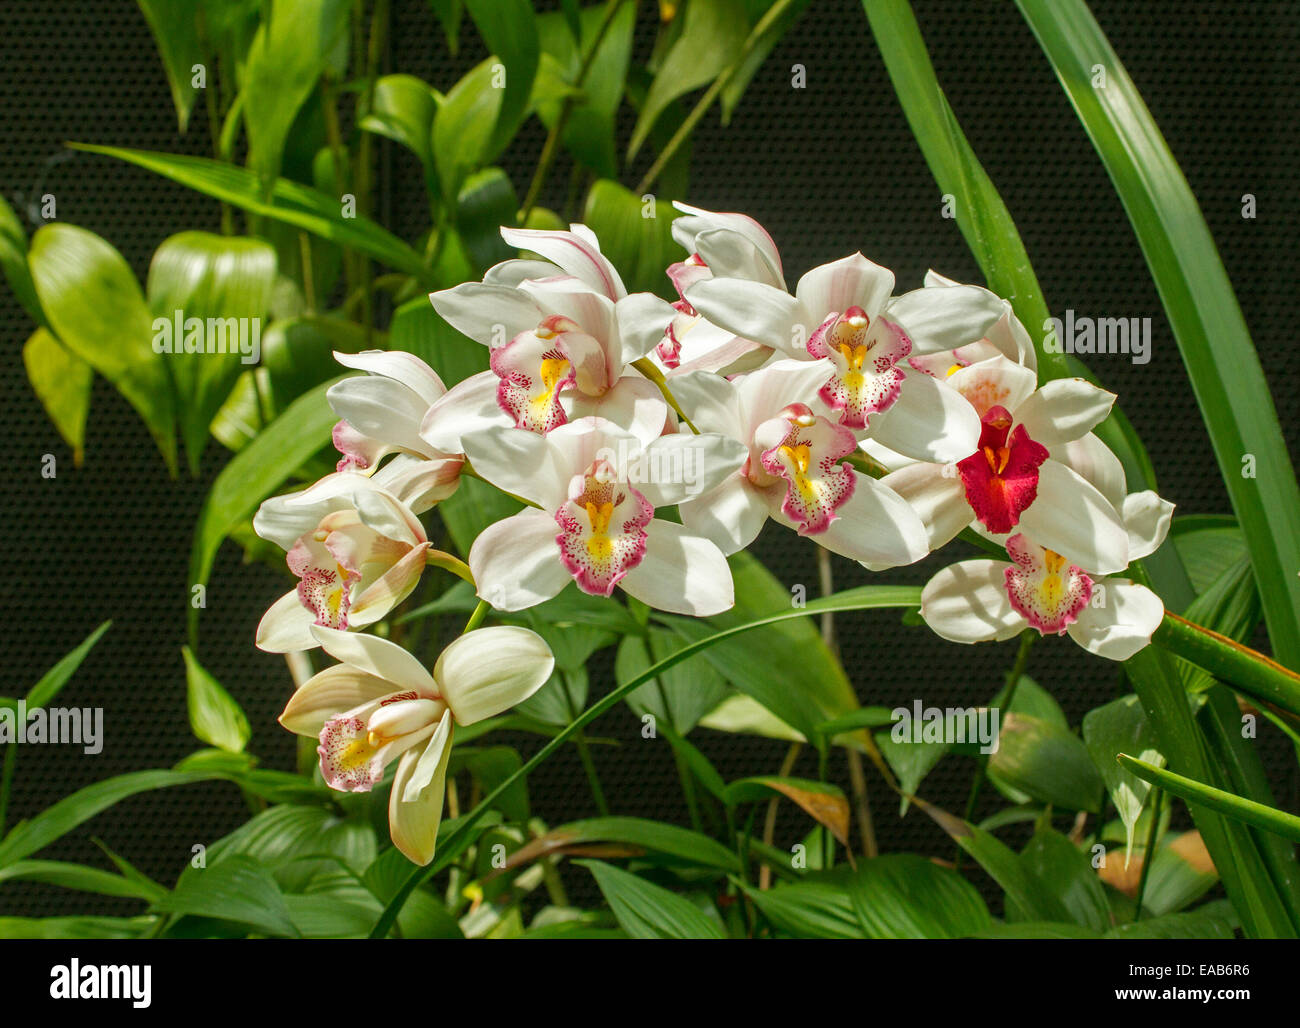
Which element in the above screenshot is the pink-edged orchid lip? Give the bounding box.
[1003,533,1093,635]
[317,690,442,792]
[806,305,911,429]
[288,531,358,631]
[491,315,580,433]
[555,458,653,596]
[758,403,857,535]
[956,405,1049,535]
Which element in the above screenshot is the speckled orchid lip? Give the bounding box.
[554,458,654,596]
[490,315,580,433]
[318,691,444,792]
[956,404,1050,535]
[806,305,911,429]
[1003,533,1094,635]
[757,403,857,535]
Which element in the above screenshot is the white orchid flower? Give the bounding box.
[279,625,553,865]
[669,360,929,569]
[685,252,979,462]
[920,488,1174,660]
[461,416,745,615]
[430,227,676,439]
[880,353,1131,573]
[253,471,434,653]
[650,203,785,376]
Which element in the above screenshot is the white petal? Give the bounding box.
[327,375,432,456]
[735,358,836,434]
[686,277,803,352]
[619,520,734,615]
[467,508,571,611]
[1122,490,1175,561]
[793,475,929,570]
[352,488,424,545]
[501,226,626,299]
[867,370,981,463]
[310,625,438,695]
[388,715,453,866]
[1051,431,1127,509]
[253,489,333,551]
[1013,378,1116,447]
[256,591,319,653]
[794,252,894,322]
[333,349,446,406]
[944,354,1037,419]
[401,707,454,800]
[879,462,971,550]
[634,433,748,507]
[678,474,771,556]
[434,625,555,725]
[921,560,1025,644]
[1067,579,1165,660]
[566,375,669,447]
[278,663,398,736]
[428,283,540,346]
[887,283,1005,354]
[1017,459,1130,574]
[614,292,679,364]
[692,225,785,289]
[460,427,568,510]
[659,369,745,438]
[985,309,1037,372]
[671,204,784,286]
[420,370,506,454]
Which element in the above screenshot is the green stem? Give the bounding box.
[1133,786,1162,919]
[631,357,700,433]
[519,0,628,222]
[561,670,610,816]
[462,599,490,635]
[634,0,799,195]
[368,586,923,937]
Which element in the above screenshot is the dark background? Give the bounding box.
[1,0,1295,918]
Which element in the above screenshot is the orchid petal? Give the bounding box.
[887,283,1006,355]
[278,664,397,736]
[388,714,453,866]
[945,355,1037,420]
[434,626,555,725]
[333,349,446,406]
[310,625,438,695]
[685,277,803,352]
[801,474,929,570]
[460,426,568,509]
[619,520,734,616]
[256,590,320,653]
[1013,378,1116,447]
[1017,459,1130,574]
[428,282,540,346]
[678,473,771,556]
[501,225,627,299]
[867,370,982,463]
[634,433,748,508]
[1066,578,1165,660]
[794,252,894,323]
[879,462,970,550]
[467,508,571,611]
[1121,490,1176,562]
[921,560,1025,644]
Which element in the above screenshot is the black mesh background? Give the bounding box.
[1,0,1296,919]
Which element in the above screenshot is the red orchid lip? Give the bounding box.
[956,405,1049,535]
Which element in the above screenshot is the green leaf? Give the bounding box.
[1083,694,1163,858]
[1017,829,1110,932]
[0,916,154,940]
[1106,900,1237,940]
[26,620,111,710]
[155,855,298,937]
[146,231,277,473]
[1015,0,1300,670]
[0,193,43,321]
[578,859,724,939]
[1139,830,1219,917]
[582,178,681,297]
[22,329,92,465]
[509,816,740,873]
[0,859,166,902]
[989,711,1103,813]
[0,769,228,868]
[629,0,749,159]
[618,629,730,735]
[464,0,540,159]
[740,876,863,938]
[1172,516,1248,595]
[136,0,204,132]
[1119,753,1300,845]
[437,475,522,558]
[456,167,518,274]
[725,777,851,846]
[71,145,431,283]
[187,376,343,646]
[242,0,350,186]
[432,59,509,200]
[359,74,440,189]
[181,646,250,753]
[848,854,992,938]
[28,223,177,472]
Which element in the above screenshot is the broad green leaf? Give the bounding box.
[1016,0,1300,670]
[26,620,111,710]
[698,693,804,742]
[989,711,1102,813]
[28,223,177,472]
[456,746,529,823]
[1083,695,1163,859]
[22,329,92,465]
[136,0,204,132]
[578,860,724,939]
[1141,830,1219,917]
[181,646,250,753]
[0,193,43,321]
[464,0,540,158]
[0,769,228,868]
[0,916,153,940]
[432,59,508,200]
[242,0,350,186]
[1172,516,1247,595]
[360,74,440,190]
[156,855,298,937]
[506,816,740,873]
[1106,900,1237,940]
[873,726,947,816]
[72,145,431,282]
[582,178,680,297]
[628,0,748,159]
[0,859,165,902]
[1017,829,1110,932]
[740,876,863,939]
[816,707,896,738]
[618,629,730,735]
[848,854,992,938]
[187,376,343,645]
[1119,753,1300,845]
[146,231,277,473]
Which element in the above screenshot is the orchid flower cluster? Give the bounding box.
[252,203,1174,865]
